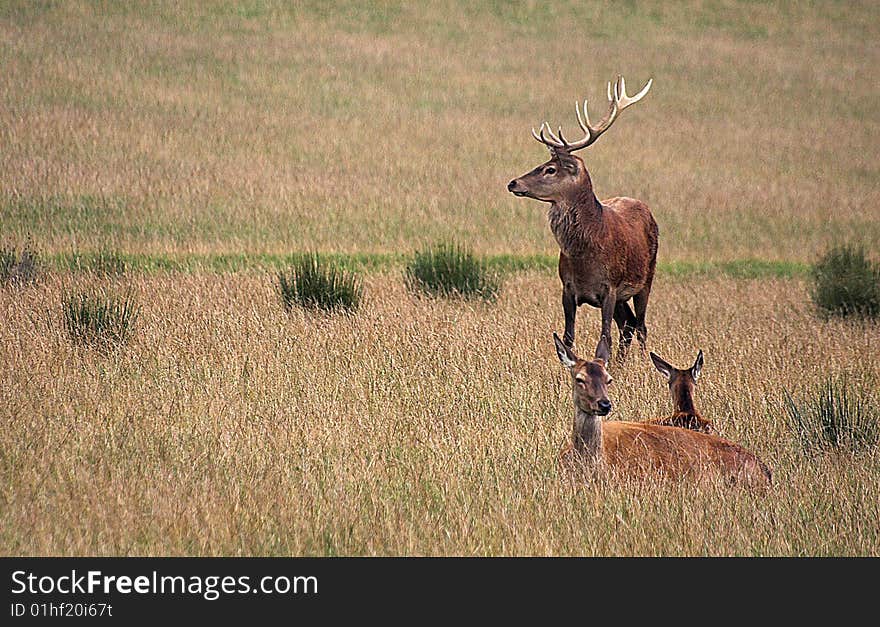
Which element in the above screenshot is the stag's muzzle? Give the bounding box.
[507,179,527,196]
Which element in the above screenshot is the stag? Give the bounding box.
[508,76,658,362]
[553,334,771,488]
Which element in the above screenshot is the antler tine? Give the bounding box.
[531,123,547,144]
[595,79,621,131]
[540,123,561,148]
[546,125,565,146]
[532,123,546,145]
[575,99,589,133]
[531,122,566,149]
[616,75,653,110]
[556,126,570,146]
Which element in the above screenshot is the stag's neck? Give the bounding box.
[548,190,604,257]
[572,407,603,463]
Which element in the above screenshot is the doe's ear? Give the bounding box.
[594,339,611,364]
[691,350,704,381]
[650,352,673,380]
[553,332,577,368]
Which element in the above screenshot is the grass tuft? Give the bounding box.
[62,289,140,350]
[277,253,363,313]
[784,376,880,453]
[1,238,40,287]
[405,242,501,301]
[810,245,880,320]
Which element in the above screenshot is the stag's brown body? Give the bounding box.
[509,76,659,360]
[554,187,659,358]
[553,334,771,488]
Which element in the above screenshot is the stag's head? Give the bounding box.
[554,333,614,416]
[507,75,652,203]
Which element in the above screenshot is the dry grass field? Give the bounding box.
[2,273,879,555]
[2,2,879,556]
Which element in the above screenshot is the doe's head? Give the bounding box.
[553,332,613,416]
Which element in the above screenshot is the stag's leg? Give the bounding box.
[596,290,616,362]
[613,301,637,361]
[562,289,577,348]
[632,282,653,353]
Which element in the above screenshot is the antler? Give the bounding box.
[531,75,653,153]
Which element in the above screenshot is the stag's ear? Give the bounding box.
[650,352,673,380]
[691,350,704,381]
[553,333,577,369]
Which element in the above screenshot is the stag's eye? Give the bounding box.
[575,376,587,386]
[544,166,556,175]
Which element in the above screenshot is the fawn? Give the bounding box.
[645,350,714,433]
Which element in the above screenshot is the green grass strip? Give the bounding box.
[43,252,810,279]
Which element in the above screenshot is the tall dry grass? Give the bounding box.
[2,271,878,555]
[1,1,878,259]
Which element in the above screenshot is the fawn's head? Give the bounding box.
[507,75,652,203]
[554,333,613,416]
[650,350,703,410]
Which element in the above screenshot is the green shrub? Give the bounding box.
[278,253,362,313]
[1,239,39,286]
[62,290,139,349]
[405,242,500,300]
[784,376,879,453]
[810,244,880,320]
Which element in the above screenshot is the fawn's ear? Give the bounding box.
[691,350,704,381]
[553,332,577,369]
[650,352,673,380]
